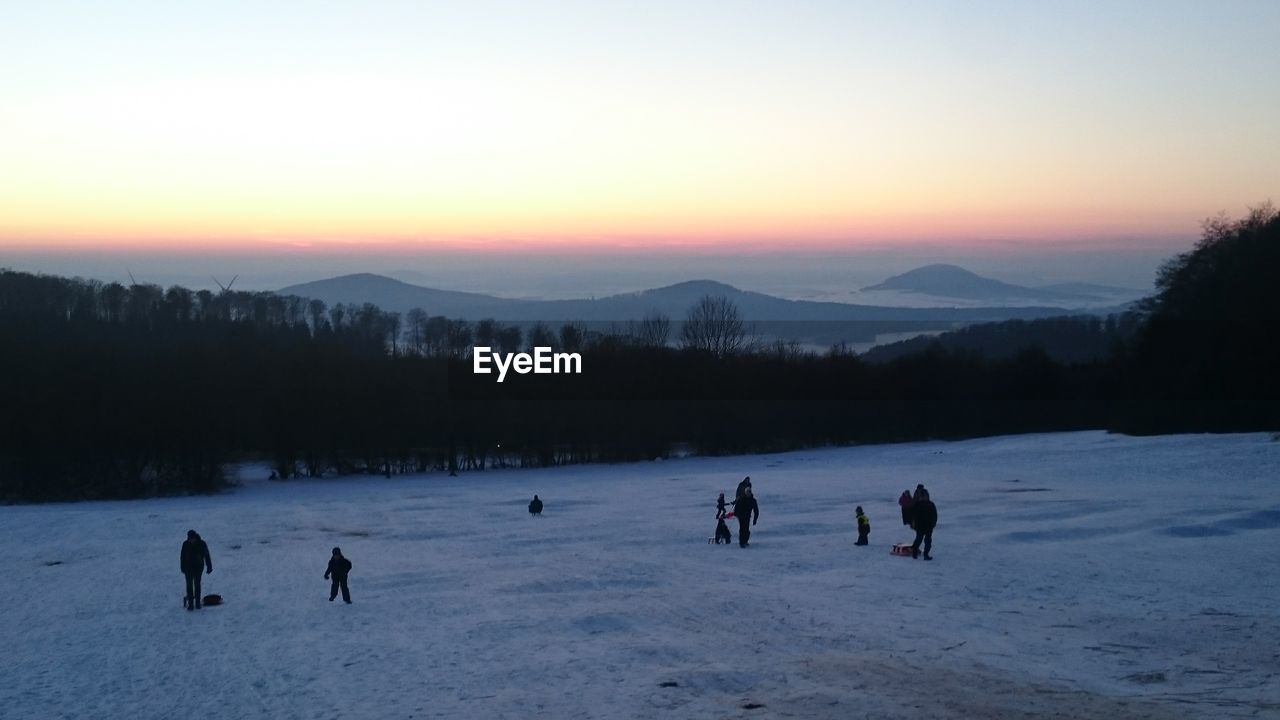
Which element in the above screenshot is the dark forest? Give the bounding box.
[1,207,1275,501]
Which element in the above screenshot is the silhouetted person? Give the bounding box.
[716,492,727,520]
[899,490,913,526]
[736,487,759,548]
[529,495,543,515]
[180,529,212,610]
[735,476,752,502]
[325,547,352,603]
[911,490,937,560]
[855,506,870,546]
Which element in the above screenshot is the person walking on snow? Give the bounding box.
[325,547,353,603]
[180,530,213,610]
[735,487,759,548]
[910,490,937,560]
[735,476,752,502]
[899,490,913,526]
[716,492,728,520]
[855,506,870,546]
[528,495,543,515]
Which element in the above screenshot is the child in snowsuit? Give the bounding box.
[325,547,353,603]
[855,506,870,546]
[714,516,733,544]
[714,491,733,543]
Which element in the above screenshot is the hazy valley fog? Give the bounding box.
[1,246,1165,302]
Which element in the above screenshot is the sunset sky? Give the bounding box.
[2,0,1278,256]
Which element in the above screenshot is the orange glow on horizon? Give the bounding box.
[3,6,1274,258]
[0,206,1210,256]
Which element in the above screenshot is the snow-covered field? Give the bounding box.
[3,431,1278,719]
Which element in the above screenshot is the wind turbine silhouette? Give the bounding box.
[211,275,239,293]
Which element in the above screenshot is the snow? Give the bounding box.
[3,431,1278,719]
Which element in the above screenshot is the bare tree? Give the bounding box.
[328,304,347,330]
[559,322,586,352]
[476,318,496,345]
[445,319,473,359]
[307,299,328,335]
[423,315,449,356]
[164,286,195,322]
[527,322,555,350]
[680,295,745,357]
[633,312,670,347]
[404,308,428,354]
[496,324,523,354]
[385,311,402,355]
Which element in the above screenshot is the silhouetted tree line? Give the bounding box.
[1115,203,1280,433]
[1,207,1273,500]
[861,313,1145,365]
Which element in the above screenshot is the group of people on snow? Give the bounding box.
[711,477,759,548]
[710,478,939,558]
[180,479,937,609]
[180,530,355,609]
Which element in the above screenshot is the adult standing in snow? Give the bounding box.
[899,490,913,526]
[528,495,543,515]
[735,476,752,502]
[910,490,937,560]
[735,487,759,548]
[325,547,353,603]
[180,530,213,610]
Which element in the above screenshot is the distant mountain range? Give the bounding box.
[861,264,1143,304]
[278,273,1088,324]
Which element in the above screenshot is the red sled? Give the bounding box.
[723,511,735,519]
[891,543,913,556]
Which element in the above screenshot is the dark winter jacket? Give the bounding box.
[912,500,938,531]
[735,496,759,525]
[735,479,751,501]
[529,497,543,514]
[180,538,212,575]
[325,556,352,580]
